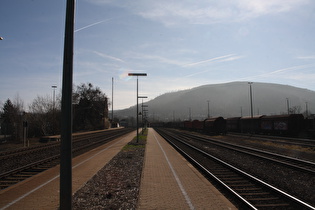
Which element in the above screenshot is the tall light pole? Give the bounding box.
[139,97,148,131]
[248,82,253,118]
[111,77,114,123]
[60,0,75,209]
[207,100,210,118]
[286,98,290,114]
[52,85,57,110]
[128,73,147,143]
[52,85,57,135]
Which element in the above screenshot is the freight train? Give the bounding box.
[153,114,315,138]
[154,117,227,135]
[226,114,307,136]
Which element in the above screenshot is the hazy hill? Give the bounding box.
[115,82,315,121]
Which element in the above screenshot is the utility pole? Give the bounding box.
[207,100,210,118]
[286,98,290,114]
[60,0,75,209]
[128,73,147,143]
[112,77,114,123]
[248,82,253,118]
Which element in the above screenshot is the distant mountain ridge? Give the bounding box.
[115,82,315,121]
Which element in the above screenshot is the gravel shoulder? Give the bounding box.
[73,132,146,209]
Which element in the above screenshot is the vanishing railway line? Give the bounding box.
[177,131,315,174]
[227,132,315,148]
[0,128,134,190]
[155,128,315,209]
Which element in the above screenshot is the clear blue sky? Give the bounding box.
[1,0,315,110]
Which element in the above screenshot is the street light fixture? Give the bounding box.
[128,73,147,143]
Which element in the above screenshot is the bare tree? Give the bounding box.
[28,95,60,136]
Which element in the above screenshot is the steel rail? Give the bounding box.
[176,130,315,174]
[0,128,134,189]
[228,132,315,147]
[156,128,315,210]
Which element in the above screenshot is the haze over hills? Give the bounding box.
[114,82,315,122]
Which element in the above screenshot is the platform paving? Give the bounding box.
[1,128,236,209]
[0,131,136,210]
[138,128,236,209]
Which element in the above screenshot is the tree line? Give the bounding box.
[0,83,109,143]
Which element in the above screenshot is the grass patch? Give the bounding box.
[122,128,147,151]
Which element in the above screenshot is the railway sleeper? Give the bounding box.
[255,203,290,207]
[221,177,244,180]
[234,187,262,191]
[239,192,271,196]
[13,174,33,178]
[213,171,235,177]
[5,176,26,181]
[247,197,280,201]
[213,172,238,176]
[228,183,256,187]
[20,171,39,175]
[24,169,44,173]
[0,180,17,183]
[223,180,250,184]
[32,167,50,170]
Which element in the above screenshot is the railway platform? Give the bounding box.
[0,128,236,209]
[138,128,236,209]
[0,131,136,210]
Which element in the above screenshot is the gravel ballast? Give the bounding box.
[72,129,315,208]
[73,135,146,209]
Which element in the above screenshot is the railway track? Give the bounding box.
[178,131,315,175]
[228,132,315,148]
[0,128,134,190]
[155,128,315,209]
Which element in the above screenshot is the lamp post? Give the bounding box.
[52,85,57,110]
[128,73,147,143]
[111,77,114,124]
[140,98,148,131]
[286,98,290,114]
[60,0,75,209]
[52,85,57,135]
[207,100,210,118]
[248,82,253,118]
[143,106,149,129]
